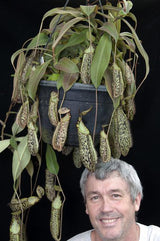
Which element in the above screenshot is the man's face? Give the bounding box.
[85,171,141,241]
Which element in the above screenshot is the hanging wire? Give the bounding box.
[98,0,106,22]
[85,0,106,22]
[86,0,89,5]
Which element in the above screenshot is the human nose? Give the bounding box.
[100,197,113,213]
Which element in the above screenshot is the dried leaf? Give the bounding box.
[11,49,26,68]
[62,72,79,92]
[54,57,79,73]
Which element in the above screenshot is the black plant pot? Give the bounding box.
[38,80,113,146]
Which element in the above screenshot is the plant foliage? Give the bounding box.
[0,1,149,240]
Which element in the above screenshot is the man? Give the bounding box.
[67,158,160,241]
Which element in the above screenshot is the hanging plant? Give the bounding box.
[0,0,149,240]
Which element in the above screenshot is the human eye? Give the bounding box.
[88,194,100,202]
[112,193,122,199]
[91,195,99,201]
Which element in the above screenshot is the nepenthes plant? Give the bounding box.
[0,0,149,240]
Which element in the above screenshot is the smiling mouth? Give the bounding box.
[100,217,119,225]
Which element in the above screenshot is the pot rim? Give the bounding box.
[40,80,107,92]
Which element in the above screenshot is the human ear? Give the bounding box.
[85,203,89,215]
[134,193,142,211]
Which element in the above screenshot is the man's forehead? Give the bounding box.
[91,170,121,179]
[86,171,129,190]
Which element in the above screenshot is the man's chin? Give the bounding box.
[95,223,122,241]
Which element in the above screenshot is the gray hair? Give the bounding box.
[80,157,143,203]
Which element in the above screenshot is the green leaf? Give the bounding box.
[122,19,150,83]
[27,33,49,50]
[0,139,10,153]
[12,135,31,183]
[10,137,18,150]
[120,33,136,52]
[54,57,79,73]
[106,2,121,34]
[42,7,82,23]
[80,5,97,16]
[26,160,34,178]
[52,17,85,50]
[27,59,52,100]
[80,107,93,117]
[12,121,24,136]
[47,73,60,81]
[55,30,87,56]
[99,22,119,42]
[57,73,63,89]
[91,33,112,88]
[119,0,133,15]
[46,144,59,175]
[15,137,25,142]
[127,12,137,29]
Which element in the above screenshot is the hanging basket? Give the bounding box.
[38,80,113,146]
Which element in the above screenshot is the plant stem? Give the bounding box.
[93,88,98,144]
[1,102,14,140]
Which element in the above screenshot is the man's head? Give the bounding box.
[80,158,143,241]
[80,158,143,203]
